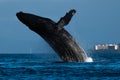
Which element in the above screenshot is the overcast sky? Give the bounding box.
[0,0,120,53]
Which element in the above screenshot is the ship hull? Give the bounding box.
[88,50,120,61]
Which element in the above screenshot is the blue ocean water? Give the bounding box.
[0,53,120,80]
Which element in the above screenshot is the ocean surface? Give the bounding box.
[0,53,120,80]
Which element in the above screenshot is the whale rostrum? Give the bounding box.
[16,9,88,62]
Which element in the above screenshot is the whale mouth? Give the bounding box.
[16,11,23,16]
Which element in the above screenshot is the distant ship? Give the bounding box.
[88,43,120,61]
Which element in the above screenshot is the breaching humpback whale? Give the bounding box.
[16,9,88,62]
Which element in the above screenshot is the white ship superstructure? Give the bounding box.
[95,44,119,50]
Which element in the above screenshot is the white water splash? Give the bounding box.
[79,46,93,62]
[85,57,93,62]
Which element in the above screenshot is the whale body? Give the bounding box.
[16,9,87,62]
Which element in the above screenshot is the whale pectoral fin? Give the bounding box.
[56,9,76,29]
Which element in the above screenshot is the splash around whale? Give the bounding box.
[16,9,93,62]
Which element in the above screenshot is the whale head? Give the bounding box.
[16,12,56,35]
